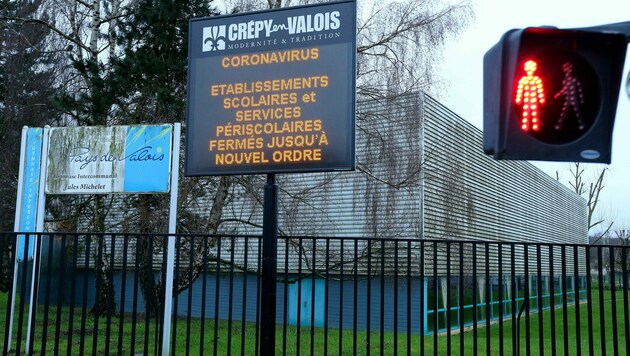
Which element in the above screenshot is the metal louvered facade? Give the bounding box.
[213,92,588,275]
[420,93,587,244]
[232,92,588,246]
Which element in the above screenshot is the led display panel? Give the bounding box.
[186,0,356,175]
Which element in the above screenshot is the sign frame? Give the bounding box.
[185,0,357,176]
[45,124,174,194]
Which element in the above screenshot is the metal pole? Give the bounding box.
[260,173,278,356]
[162,123,181,356]
[8,127,29,351]
[26,125,50,354]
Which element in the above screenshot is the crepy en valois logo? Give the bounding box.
[202,25,227,52]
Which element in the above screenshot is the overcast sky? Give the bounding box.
[437,0,630,231]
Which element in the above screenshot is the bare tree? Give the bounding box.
[566,162,614,242]
[356,0,472,99]
[3,0,474,310]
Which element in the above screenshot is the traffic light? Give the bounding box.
[483,27,628,163]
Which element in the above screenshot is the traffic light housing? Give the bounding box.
[483,27,628,163]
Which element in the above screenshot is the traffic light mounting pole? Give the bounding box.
[578,21,630,41]
[582,22,630,100]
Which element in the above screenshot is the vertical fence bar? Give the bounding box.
[485,242,490,356]
[55,235,68,355]
[117,235,129,356]
[366,242,372,356]
[213,237,222,356]
[170,235,180,356]
[297,238,303,355]
[597,247,606,355]
[105,234,116,356]
[420,240,425,355]
[26,232,43,355]
[67,234,79,356]
[561,245,569,356]
[623,246,630,355]
[241,236,250,356]
[473,243,478,354]
[200,236,209,356]
[548,245,556,356]
[537,244,544,356]
[393,241,399,356]
[3,233,17,355]
[92,235,103,356]
[353,239,358,355]
[254,236,262,356]
[573,244,581,356]
[130,236,140,356]
[324,238,330,356]
[15,234,29,356]
[407,240,412,356]
[40,233,55,355]
[459,242,464,356]
[187,237,196,356]
[524,244,530,356]
[380,239,385,356]
[510,243,516,354]
[143,237,153,355]
[499,243,504,356]
[227,236,236,356]
[446,243,452,356]
[282,237,289,356]
[433,242,439,354]
[610,246,619,356]
[338,239,344,356]
[585,245,594,356]
[311,238,317,356]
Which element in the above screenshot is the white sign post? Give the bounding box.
[161,123,181,356]
[9,127,43,352]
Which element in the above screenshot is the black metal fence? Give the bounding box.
[1,232,629,355]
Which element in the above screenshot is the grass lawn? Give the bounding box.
[1,289,628,355]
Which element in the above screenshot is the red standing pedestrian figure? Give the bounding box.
[515,60,546,132]
[553,62,585,130]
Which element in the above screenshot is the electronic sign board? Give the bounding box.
[186,0,356,175]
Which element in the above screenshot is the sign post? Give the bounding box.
[260,174,278,355]
[9,127,43,352]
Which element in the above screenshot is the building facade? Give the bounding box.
[223,92,587,245]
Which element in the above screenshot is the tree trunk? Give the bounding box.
[90,195,117,316]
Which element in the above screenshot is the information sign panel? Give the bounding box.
[46,125,173,194]
[186,0,356,175]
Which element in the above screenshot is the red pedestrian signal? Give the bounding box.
[514,59,546,132]
[483,27,627,163]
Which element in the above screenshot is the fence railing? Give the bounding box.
[1,232,628,355]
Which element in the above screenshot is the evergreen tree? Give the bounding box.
[107,0,218,316]
[110,0,217,125]
[0,0,59,289]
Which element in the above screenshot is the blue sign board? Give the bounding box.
[17,128,43,260]
[46,124,173,194]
